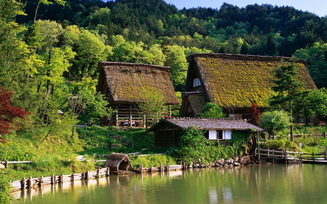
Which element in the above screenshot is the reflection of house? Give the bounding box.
[180,53,317,118]
[148,118,263,148]
[97,62,179,127]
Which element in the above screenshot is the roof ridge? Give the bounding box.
[99,61,170,69]
[187,53,306,64]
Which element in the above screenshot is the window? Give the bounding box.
[208,130,217,140]
[223,130,232,140]
[193,78,201,87]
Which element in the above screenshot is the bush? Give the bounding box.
[131,155,176,167]
[0,174,10,204]
[261,139,299,151]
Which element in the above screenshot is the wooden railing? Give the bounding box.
[10,167,110,191]
[256,148,327,163]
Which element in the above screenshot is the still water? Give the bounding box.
[11,164,327,204]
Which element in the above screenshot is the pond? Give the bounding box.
[11,164,327,204]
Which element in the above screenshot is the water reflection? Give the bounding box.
[11,164,327,204]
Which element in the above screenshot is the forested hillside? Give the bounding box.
[1,0,327,142]
[16,0,327,88]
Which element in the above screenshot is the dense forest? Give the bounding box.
[1,0,327,141]
[14,0,327,88]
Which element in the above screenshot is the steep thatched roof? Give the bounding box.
[186,53,317,108]
[98,62,179,105]
[149,118,263,132]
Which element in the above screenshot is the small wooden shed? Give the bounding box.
[104,153,132,172]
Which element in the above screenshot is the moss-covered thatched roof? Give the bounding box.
[98,62,179,105]
[187,53,317,108]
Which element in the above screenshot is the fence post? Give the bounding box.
[160,163,164,172]
[38,176,43,186]
[20,178,26,189]
[70,173,74,181]
[258,147,261,164]
[312,153,315,162]
[27,176,32,188]
[325,151,327,160]
[105,167,110,176]
[50,174,55,184]
[139,164,143,173]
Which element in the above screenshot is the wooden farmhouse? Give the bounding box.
[97,61,179,127]
[149,118,263,148]
[180,53,317,119]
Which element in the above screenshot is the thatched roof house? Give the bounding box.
[104,153,132,172]
[181,53,317,117]
[97,62,179,126]
[149,118,263,148]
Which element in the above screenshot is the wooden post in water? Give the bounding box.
[139,165,143,173]
[27,176,32,188]
[95,168,99,177]
[258,147,261,164]
[50,174,55,184]
[105,167,110,176]
[312,153,315,162]
[70,173,74,181]
[20,178,26,189]
[166,163,170,172]
[58,174,63,183]
[324,151,327,160]
[38,176,43,186]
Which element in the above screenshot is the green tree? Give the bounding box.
[266,27,277,56]
[200,102,225,118]
[294,42,327,88]
[164,45,188,91]
[177,126,206,165]
[138,86,165,130]
[33,0,66,22]
[294,89,327,124]
[259,110,291,139]
[270,61,303,141]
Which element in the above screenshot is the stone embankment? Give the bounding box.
[188,155,252,168]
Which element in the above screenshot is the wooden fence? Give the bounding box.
[1,161,32,169]
[256,148,327,164]
[11,167,110,191]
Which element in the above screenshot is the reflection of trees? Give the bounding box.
[14,165,327,203]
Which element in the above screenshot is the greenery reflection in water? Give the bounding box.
[11,164,327,204]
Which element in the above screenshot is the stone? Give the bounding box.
[216,159,224,165]
[0,164,5,169]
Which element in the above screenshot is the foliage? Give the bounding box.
[77,126,155,154]
[294,42,327,88]
[169,126,245,165]
[259,110,291,137]
[270,62,303,111]
[0,174,10,204]
[294,89,327,124]
[200,102,225,118]
[130,155,176,167]
[260,138,299,151]
[245,103,261,125]
[138,86,165,130]
[0,87,28,141]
